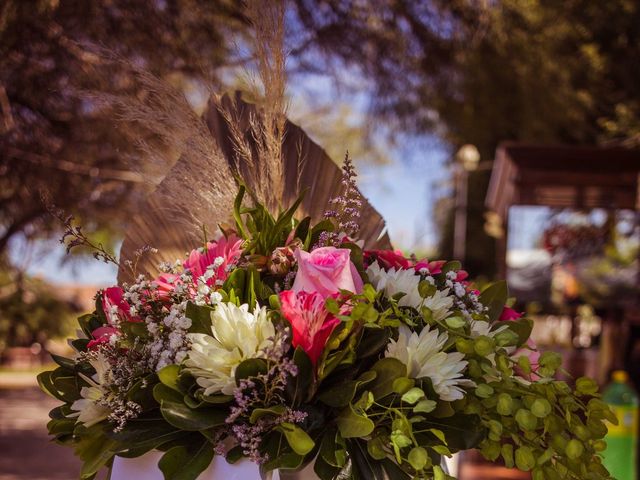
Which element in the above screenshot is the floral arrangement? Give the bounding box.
[40,163,614,480]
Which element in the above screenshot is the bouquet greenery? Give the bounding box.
[40,164,614,480]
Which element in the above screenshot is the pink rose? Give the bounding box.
[87,326,120,350]
[279,290,340,366]
[293,247,363,297]
[183,235,243,285]
[101,286,139,324]
[499,306,522,321]
[364,250,411,270]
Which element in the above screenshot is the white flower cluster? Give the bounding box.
[443,270,485,319]
[366,261,454,322]
[122,274,193,371]
[193,257,225,306]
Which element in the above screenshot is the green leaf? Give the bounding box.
[158,440,215,480]
[392,377,415,395]
[318,370,377,408]
[496,318,534,348]
[368,357,407,400]
[401,387,425,404]
[50,354,77,371]
[223,269,247,305]
[155,384,226,431]
[77,313,104,338]
[234,358,268,383]
[185,302,214,335]
[105,416,184,454]
[414,399,437,414]
[478,281,508,322]
[275,422,315,455]
[158,365,182,392]
[348,439,386,480]
[286,347,313,405]
[337,404,375,438]
[249,405,286,424]
[445,316,466,329]
[408,446,429,470]
[515,446,536,471]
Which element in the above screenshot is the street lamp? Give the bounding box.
[453,144,481,262]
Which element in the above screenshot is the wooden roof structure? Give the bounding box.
[486,142,640,220]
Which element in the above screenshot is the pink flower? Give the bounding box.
[456,270,469,282]
[499,306,522,321]
[101,287,139,324]
[152,273,181,300]
[413,260,446,275]
[87,326,120,350]
[279,290,340,366]
[293,247,363,297]
[364,250,411,270]
[183,235,243,284]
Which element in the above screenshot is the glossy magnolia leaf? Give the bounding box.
[479,281,508,322]
[313,454,342,480]
[105,417,182,449]
[158,440,215,480]
[50,354,77,371]
[286,347,313,406]
[185,302,214,335]
[155,384,227,431]
[77,313,103,339]
[348,439,386,480]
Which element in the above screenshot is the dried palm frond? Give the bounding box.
[116,0,390,283]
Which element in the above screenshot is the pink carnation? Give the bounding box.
[183,235,243,285]
[279,290,340,366]
[293,247,363,297]
[152,273,181,300]
[101,286,139,324]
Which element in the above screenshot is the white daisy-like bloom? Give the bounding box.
[386,324,475,401]
[367,261,422,306]
[184,302,275,395]
[69,353,110,427]
[422,288,455,322]
[366,261,454,321]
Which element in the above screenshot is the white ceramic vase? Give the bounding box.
[111,451,280,480]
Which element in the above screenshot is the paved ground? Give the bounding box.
[0,372,83,480]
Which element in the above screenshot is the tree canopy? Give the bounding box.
[293,0,640,274]
[0,0,245,253]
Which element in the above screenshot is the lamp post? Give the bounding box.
[453,144,480,262]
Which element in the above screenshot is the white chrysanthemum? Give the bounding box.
[422,288,455,322]
[366,261,453,321]
[185,302,275,395]
[386,324,475,401]
[69,353,110,427]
